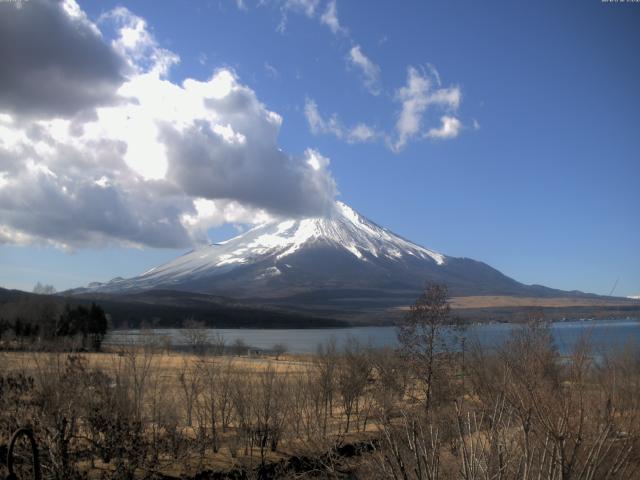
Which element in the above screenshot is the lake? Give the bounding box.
[105,318,640,355]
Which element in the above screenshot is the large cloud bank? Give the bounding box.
[0,0,126,118]
[0,0,337,250]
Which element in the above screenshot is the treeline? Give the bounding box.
[80,290,349,329]
[0,299,108,351]
[0,286,348,330]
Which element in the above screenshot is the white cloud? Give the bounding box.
[260,0,350,38]
[393,67,431,150]
[426,116,462,140]
[391,65,461,151]
[347,45,381,96]
[304,98,378,144]
[284,0,319,16]
[181,198,272,232]
[320,0,345,35]
[304,64,465,150]
[347,124,377,143]
[264,61,279,78]
[100,7,179,77]
[305,98,342,137]
[0,2,337,250]
[276,0,320,32]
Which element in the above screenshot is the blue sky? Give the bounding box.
[0,0,638,296]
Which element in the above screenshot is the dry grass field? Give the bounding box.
[393,295,640,310]
[0,344,386,478]
[0,349,312,377]
[451,295,640,308]
[1,318,639,479]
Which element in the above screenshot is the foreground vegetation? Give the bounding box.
[0,286,639,479]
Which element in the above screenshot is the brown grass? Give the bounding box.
[393,295,640,310]
[2,329,639,480]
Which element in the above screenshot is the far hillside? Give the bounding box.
[0,287,348,331]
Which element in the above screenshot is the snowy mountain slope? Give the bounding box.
[143,201,444,278]
[80,202,572,308]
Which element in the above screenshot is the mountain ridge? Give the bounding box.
[72,201,605,315]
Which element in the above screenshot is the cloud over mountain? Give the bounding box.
[0,0,337,250]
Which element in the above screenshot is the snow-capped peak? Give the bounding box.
[229,201,445,265]
[84,201,446,292]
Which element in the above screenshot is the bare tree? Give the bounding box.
[32,354,84,479]
[180,318,210,355]
[314,338,339,436]
[230,372,252,456]
[337,338,371,433]
[462,322,640,480]
[374,409,443,480]
[397,283,452,413]
[250,365,289,463]
[371,346,410,420]
[232,337,249,356]
[218,358,236,433]
[272,342,288,360]
[33,282,56,295]
[211,331,226,356]
[195,357,225,453]
[119,346,155,423]
[82,356,153,478]
[178,358,201,427]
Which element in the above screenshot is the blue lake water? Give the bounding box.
[105,318,640,355]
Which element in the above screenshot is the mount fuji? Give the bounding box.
[77,202,582,318]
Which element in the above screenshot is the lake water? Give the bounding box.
[105,318,640,355]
